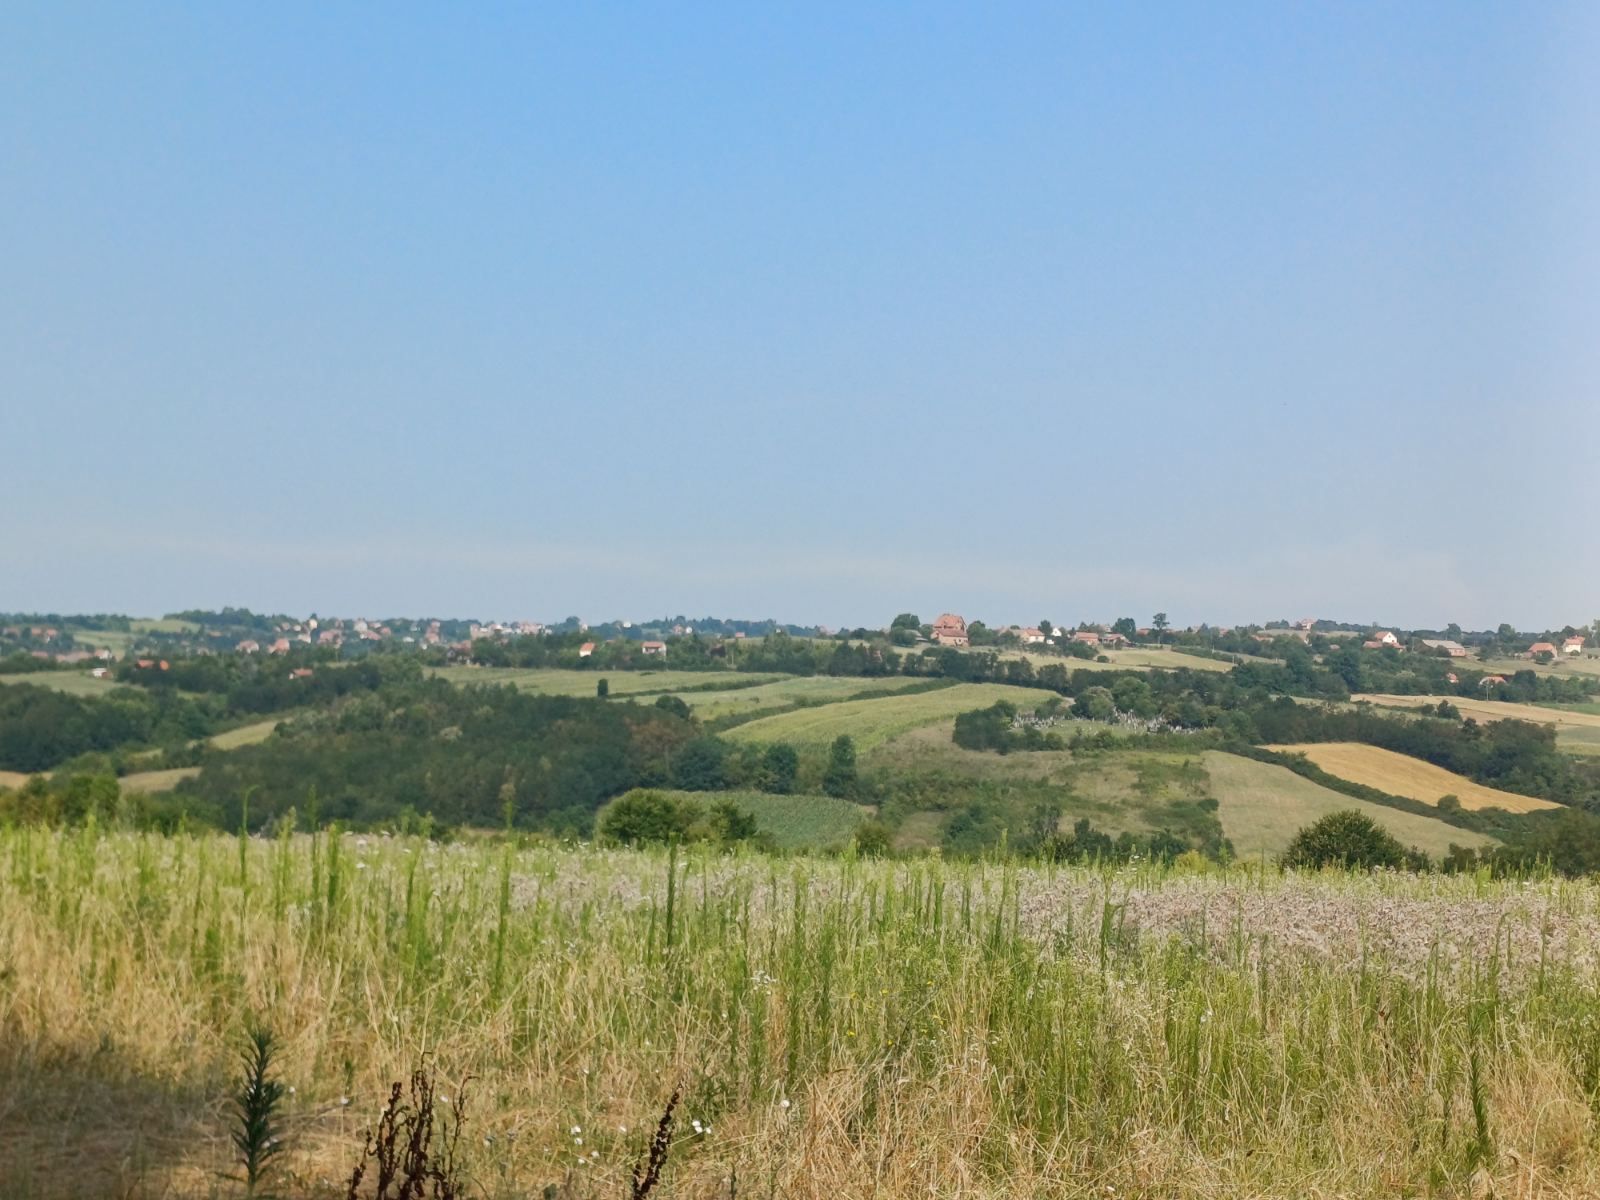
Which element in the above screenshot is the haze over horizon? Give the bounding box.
[5,5,1597,631]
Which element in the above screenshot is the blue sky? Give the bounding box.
[4,4,1596,630]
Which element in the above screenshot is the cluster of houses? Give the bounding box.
[577,640,668,658]
[927,613,1130,650]
[1360,630,1588,660]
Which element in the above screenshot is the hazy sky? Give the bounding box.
[4,5,1597,631]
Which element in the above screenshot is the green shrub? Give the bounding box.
[1282,810,1409,871]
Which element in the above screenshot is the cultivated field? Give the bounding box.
[208,717,287,750]
[1201,751,1495,859]
[118,767,202,793]
[677,675,928,721]
[1356,693,1600,734]
[725,683,1052,750]
[10,831,1600,1198]
[600,789,867,850]
[1267,742,1561,813]
[0,671,121,697]
[1466,652,1600,680]
[430,666,787,697]
[984,646,1236,673]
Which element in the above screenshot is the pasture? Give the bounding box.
[0,671,120,697]
[1356,693,1600,734]
[725,683,1052,751]
[987,646,1235,673]
[430,666,787,697]
[602,789,867,850]
[678,675,928,721]
[1266,742,1561,813]
[9,831,1600,1198]
[1201,751,1495,859]
[208,717,286,750]
[118,767,201,793]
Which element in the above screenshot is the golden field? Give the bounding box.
[10,830,1600,1198]
[1266,742,1561,813]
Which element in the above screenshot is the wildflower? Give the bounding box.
[779,1098,791,1110]
[618,1125,629,1134]
[570,1125,582,1135]
[574,1136,583,1146]
[339,1096,351,1107]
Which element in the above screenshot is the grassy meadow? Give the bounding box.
[1201,751,1496,860]
[429,666,790,697]
[1268,742,1562,813]
[0,671,122,698]
[10,829,1600,1198]
[1357,693,1600,734]
[600,789,868,851]
[725,683,1050,751]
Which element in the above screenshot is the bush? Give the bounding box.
[599,790,697,846]
[1282,810,1409,871]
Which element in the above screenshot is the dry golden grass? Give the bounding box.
[1266,742,1561,813]
[0,769,29,789]
[117,767,201,793]
[208,717,285,750]
[1202,751,1496,858]
[10,833,1600,1197]
[1356,693,1600,732]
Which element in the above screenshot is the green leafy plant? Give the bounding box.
[229,1027,287,1198]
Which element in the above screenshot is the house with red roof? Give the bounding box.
[931,614,969,647]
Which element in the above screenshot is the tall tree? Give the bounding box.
[822,734,859,798]
[1152,613,1169,644]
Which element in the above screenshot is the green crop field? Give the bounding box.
[0,671,120,697]
[117,767,201,793]
[983,646,1236,673]
[7,830,1600,1198]
[208,717,287,750]
[679,675,929,721]
[602,789,868,851]
[1202,751,1495,860]
[430,666,788,697]
[725,683,1052,751]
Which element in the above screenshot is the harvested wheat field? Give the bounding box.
[1267,742,1561,812]
[1202,751,1495,859]
[10,831,1600,1198]
[1357,693,1600,732]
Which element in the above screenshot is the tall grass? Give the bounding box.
[4,827,1600,1197]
